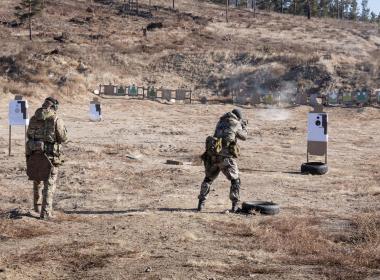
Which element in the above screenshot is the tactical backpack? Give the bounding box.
[26,108,60,158]
[229,141,240,158]
[201,136,222,163]
[213,113,242,158]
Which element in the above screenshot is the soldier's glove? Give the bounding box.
[241,119,248,129]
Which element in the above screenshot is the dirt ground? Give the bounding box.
[0,97,379,280]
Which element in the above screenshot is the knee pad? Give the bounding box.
[204,177,213,184]
[231,178,241,186]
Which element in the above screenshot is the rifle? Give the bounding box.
[241,119,248,129]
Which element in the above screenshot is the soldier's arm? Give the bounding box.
[55,118,68,143]
[26,116,35,140]
[236,123,248,141]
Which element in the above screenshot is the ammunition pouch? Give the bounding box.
[45,142,63,166]
[43,142,54,155]
[205,136,222,156]
[26,140,63,166]
[201,152,214,169]
[26,140,45,156]
[229,142,240,158]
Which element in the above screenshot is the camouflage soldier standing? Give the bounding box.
[26,97,68,220]
[198,109,248,212]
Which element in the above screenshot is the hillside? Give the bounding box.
[0,0,380,100]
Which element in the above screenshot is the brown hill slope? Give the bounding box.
[0,0,379,100]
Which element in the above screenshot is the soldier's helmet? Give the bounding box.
[42,97,59,111]
[232,108,242,120]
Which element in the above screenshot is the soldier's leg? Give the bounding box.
[33,181,42,213]
[40,166,58,219]
[230,178,241,211]
[221,158,240,211]
[198,161,220,210]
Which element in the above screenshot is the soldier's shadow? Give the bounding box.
[63,209,145,215]
[157,208,223,214]
[241,168,303,175]
[63,208,223,215]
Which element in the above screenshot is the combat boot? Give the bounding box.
[231,202,239,213]
[40,209,54,221]
[33,204,41,213]
[197,200,205,212]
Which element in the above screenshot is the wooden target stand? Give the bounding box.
[8,95,29,156]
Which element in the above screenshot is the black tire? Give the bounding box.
[241,201,280,215]
[301,162,328,175]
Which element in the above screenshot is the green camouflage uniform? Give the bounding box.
[27,107,67,219]
[198,112,247,204]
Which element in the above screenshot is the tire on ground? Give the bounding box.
[301,162,328,175]
[241,201,280,215]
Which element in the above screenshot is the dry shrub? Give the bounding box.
[6,241,127,273]
[0,218,51,239]
[253,217,327,256]
[345,214,380,269]
[212,214,380,279]
[2,81,33,97]
[256,215,379,270]
[227,264,285,276]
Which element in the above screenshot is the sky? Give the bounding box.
[367,0,380,14]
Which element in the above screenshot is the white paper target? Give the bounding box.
[89,103,102,121]
[307,113,328,142]
[9,100,29,126]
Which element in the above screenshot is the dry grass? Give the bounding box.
[5,241,126,275]
[0,218,52,240]
[212,214,380,279]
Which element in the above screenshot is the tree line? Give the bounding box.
[218,0,380,22]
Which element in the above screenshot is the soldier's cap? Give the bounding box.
[42,97,59,109]
[232,108,243,120]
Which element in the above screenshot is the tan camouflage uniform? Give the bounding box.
[198,111,247,208]
[27,100,67,219]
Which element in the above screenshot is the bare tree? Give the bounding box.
[15,0,44,40]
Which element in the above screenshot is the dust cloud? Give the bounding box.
[256,108,291,121]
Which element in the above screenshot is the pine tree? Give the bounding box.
[334,0,341,18]
[361,0,370,21]
[370,11,377,22]
[350,0,358,20]
[328,0,336,17]
[15,0,43,40]
[341,0,349,19]
[311,0,319,17]
[306,0,311,19]
[320,0,329,17]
